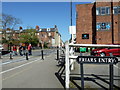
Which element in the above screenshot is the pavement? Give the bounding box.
[70,52,120,88]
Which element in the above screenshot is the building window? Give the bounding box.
[101,7,106,15]
[96,22,111,31]
[113,6,118,14]
[118,6,120,14]
[44,35,47,38]
[106,7,110,15]
[48,33,51,36]
[76,11,78,19]
[96,7,101,15]
[96,24,101,30]
[96,7,111,15]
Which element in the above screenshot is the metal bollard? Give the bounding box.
[0,51,2,59]
[41,49,44,60]
[26,52,29,60]
[10,51,13,59]
[56,48,59,60]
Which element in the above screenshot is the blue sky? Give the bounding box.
[2,2,91,42]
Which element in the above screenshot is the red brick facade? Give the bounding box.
[76,2,120,44]
[76,3,95,44]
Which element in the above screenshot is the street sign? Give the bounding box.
[77,56,118,64]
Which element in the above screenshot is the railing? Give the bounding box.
[65,42,120,89]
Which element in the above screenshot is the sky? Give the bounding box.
[2,2,92,42]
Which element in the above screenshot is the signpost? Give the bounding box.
[77,56,118,64]
[76,56,118,90]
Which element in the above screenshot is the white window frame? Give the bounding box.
[118,6,120,14]
[113,6,118,14]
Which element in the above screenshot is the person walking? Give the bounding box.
[12,45,18,56]
[28,44,32,55]
[19,44,23,56]
[22,43,26,56]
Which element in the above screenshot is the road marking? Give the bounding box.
[0,59,42,74]
[1,56,36,65]
[2,66,32,81]
[1,58,26,65]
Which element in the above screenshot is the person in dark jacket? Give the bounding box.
[19,45,23,56]
[22,43,26,56]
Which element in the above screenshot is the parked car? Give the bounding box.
[91,48,120,56]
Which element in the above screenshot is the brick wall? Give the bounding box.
[76,2,120,44]
[96,2,120,44]
[76,3,94,44]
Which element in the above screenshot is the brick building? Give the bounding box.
[36,25,62,47]
[76,2,120,44]
[2,25,63,49]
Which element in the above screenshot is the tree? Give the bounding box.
[19,28,39,46]
[2,13,22,29]
[1,13,22,50]
[2,13,22,41]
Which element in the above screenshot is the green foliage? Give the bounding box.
[44,42,49,48]
[2,37,8,44]
[19,28,39,46]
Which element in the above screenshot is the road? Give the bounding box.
[1,49,63,88]
[0,50,120,89]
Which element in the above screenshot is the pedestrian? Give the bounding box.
[12,45,18,56]
[19,44,23,56]
[27,44,32,55]
[22,43,26,56]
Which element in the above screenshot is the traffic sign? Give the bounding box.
[77,56,118,64]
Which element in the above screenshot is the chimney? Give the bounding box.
[54,25,57,28]
[36,25,40,30]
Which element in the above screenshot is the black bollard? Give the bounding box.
[10,51,13,59]
[41,49,44,60]
[0,51,2,59]
[56,47,59,60]
[26,52,29,60]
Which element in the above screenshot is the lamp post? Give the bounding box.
[70,0,73,43]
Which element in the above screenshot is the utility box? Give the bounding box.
[79,47,86,52]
